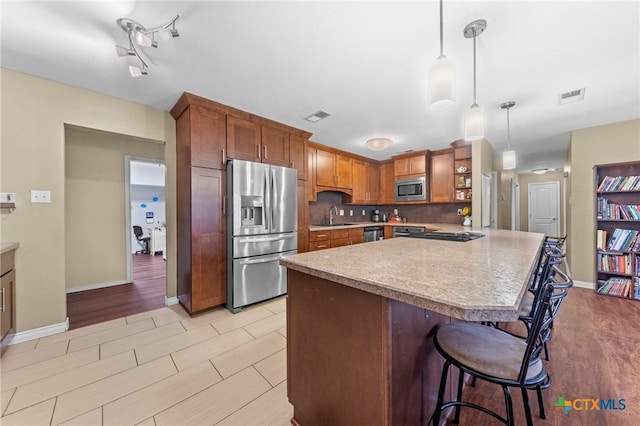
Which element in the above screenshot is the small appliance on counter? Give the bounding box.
[371,209,382,222]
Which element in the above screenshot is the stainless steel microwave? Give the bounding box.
[395,177,427,202]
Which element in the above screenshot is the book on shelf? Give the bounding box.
[635,277,640,300]
[606,228,640,252]
[597,229,607,250]
[598,175,640,192]
[598,277,633,297]
[597,197,640,220]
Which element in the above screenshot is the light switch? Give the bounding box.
[0,193,16,203]
[339,209,344,216]
[31,190,51,203]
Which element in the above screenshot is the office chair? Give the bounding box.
[133,225,150,254]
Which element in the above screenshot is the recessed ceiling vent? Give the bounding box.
[304,110,332,123]
[558,87,586,105]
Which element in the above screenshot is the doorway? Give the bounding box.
[528,181,560,236]
[64,126,167,329]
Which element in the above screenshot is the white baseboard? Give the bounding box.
[5,318,69,346]
[165,296,179,306]
[66,280,129,294]
[573,280,594,290]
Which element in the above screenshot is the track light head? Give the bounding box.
[115,44,135,57]
[129,64,148,77]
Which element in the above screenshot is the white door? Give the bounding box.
[528,181,560,236]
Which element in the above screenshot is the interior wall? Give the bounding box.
[568,119,640,284]
[0,69,176,333]
[493,154,517,230]
[517,171,565,233]
[65,126,164,290]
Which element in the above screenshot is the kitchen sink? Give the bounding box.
[312,223,360,227]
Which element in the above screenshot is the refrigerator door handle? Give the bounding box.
[264,166,270,231]
[238,254,283,265]
[271,168,276,232]
[237,234,295,244]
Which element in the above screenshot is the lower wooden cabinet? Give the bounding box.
[1,249,16,344]
[177,167,226,314]
[309,228,364,251]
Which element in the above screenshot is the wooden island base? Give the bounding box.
[286,269,459,425]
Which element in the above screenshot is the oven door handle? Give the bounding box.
[238,254,283,265]
[237,235,295,244]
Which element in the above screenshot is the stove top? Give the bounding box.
[406,231,484,242]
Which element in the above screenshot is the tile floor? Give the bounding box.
[0,297,292,426]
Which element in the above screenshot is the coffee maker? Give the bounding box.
[371,209,382,222]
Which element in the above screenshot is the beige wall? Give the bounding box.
[65,126,164,290]
[517,171,565,234]
[0,69,177,332]
[492,155,518,230]
[568,119,640,284]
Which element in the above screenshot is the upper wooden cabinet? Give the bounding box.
[261,126,290,167]
[226,115,261,162]
[379,161,395,204]
[394,153,427,177]
[226,117,292,167]
[308,147,317,201]
[430,149,454,203]
[316,149,353,189]
[290,135,308,180]
[352,160,379,204]
[175,105,227,170]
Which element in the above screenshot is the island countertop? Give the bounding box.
[281,227,544,321]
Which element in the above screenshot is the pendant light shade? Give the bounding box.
[464,104,485,141]
[428,0,455,110]
[463,19,486,141]
[503,150,516,170]
[501,101,517,170]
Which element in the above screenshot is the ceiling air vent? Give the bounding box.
[558,87,586,105]
[304,110,332,123]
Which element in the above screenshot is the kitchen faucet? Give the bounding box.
[329,205,338,225]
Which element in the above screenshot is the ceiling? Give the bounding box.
[2,1,639,173]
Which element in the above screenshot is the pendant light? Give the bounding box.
[463,19,487,141]
[428,0,455,110]
[501,101,517,170]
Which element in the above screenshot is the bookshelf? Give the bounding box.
[594,161,640,300]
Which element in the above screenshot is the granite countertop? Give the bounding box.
[281,228,544,321]
[1,242,20,254]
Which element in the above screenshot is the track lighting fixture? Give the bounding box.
[115,15,180,77]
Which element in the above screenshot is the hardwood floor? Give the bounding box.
[66,254,166,330]
[446,287,640,426]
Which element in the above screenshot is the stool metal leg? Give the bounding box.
[536,385,546,419]
[521,388,533,426]
[502,386,514,426]
[454,369,464,423]
[432,360,451,426]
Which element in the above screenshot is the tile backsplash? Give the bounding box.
[309,191,471,225]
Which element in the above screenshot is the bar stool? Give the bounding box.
[431,284,555,426]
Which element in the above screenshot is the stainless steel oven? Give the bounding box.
[395,177,427,202]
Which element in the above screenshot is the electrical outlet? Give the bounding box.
[393,208,398,215]
[31,190,51,203]
[349,210,353,216]
[457,208,463,215]
[362,210,366,216]
[339,209,344,216]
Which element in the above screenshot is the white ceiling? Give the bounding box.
[2,1,639,173]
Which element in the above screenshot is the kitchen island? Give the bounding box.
[280,227,544,426]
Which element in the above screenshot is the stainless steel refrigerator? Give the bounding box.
[227,159,297,313]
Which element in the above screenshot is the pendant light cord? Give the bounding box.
[439,0,444,58]
[472,28,477,106]
[506,107,511,149]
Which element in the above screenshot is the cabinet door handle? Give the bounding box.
[257,144,262,159]
[263,145,268,159]
[222,196,226,215]
[221,148,226,165]
[291,161,295,169]
[1,288,4,312]
[317,244,327,248]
